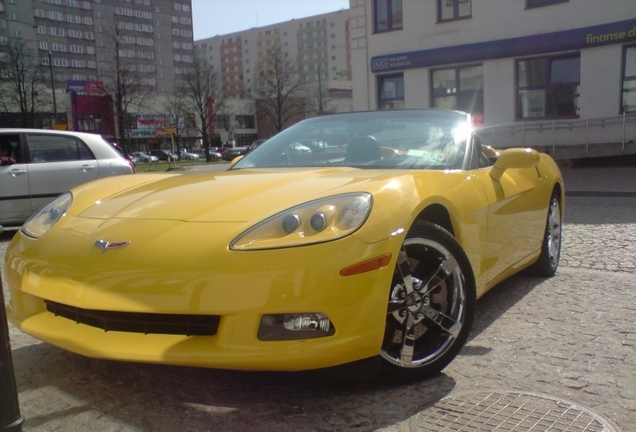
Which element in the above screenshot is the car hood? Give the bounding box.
[76,167,420,223]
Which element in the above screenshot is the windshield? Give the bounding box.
[232,110,471,170]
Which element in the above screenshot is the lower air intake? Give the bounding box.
[45,300,220,336]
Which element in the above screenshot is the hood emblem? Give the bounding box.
[95,239,131,253]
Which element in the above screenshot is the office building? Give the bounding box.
[195,9,352,145]
[350,0,636,158]
[0,0,195,146]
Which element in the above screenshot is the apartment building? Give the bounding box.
[0,0,195,147]
[349,0,636,157]
[195,9,352,145]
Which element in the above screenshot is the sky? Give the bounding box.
[191,0,350,40]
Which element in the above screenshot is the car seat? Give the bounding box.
[345,135,382,164]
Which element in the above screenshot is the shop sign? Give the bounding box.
[371,18,636,73]
[130,129,155,137]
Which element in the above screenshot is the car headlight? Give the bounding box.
[21,192,72,238]
[230,193,372,250]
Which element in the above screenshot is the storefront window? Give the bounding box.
[374,0,403,33]
[378,73,404,109]
[437,0,471,23]
[432,65,483,124]
[77,114,102,131]
[622,45,636,113]
[516,54,580,119]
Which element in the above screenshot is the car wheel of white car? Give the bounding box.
[527,192,562,277]
[381,221,476,380]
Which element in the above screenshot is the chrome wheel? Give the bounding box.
[527,192,562,276]
[546,196,562,271]
[381,222,475,379]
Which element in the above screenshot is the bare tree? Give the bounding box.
[162,92,190,157]
[181,53,228,162]
[0,39,50,128]
[312,64,339,116]
[251,46,307,136]
[98,22,154,154]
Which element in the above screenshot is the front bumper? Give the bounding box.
[5,219,398,371]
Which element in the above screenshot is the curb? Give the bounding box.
[565,191,636,197]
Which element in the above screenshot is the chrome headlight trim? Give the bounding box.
[230,192,372,250]
[21,192,73,238]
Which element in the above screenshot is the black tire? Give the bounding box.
[380,221,476,380]
[526,192,562,277]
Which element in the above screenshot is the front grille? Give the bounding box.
[45,300,220,336]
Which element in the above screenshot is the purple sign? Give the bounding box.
[371,18,636,73]
[66,80,103,94]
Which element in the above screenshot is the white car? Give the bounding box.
[132,152,159,163]
[179,150,200,160]
[0,129,135,227]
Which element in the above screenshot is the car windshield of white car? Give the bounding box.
[232,110,471,170]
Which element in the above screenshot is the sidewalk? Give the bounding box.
[560,166,636,196]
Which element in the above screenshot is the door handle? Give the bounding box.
[7,169,27,177]
[80,165,96,172]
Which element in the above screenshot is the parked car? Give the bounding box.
[208,147,223,160]
[5,109,564,380]
[221,146,249,161]
[0,129,135,227]
[132,152,159,163]
[247,139,268,151]
[149,149,174,161]
[179,150,200,160]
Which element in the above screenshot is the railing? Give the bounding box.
[475,113,636,156]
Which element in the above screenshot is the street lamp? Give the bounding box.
[48,50,57,125]
[0,272,24,432]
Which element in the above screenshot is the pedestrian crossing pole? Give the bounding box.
[0,273,24,432]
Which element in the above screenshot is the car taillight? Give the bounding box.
[125,159,135,173]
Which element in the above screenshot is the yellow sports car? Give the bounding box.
[5,109,563,380]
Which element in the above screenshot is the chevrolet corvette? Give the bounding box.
[5,109,563,379]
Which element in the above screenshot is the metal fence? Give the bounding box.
[475,113,636,157]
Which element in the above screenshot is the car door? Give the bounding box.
[0,133,31,224]
[473,148,546,284]
[25,132,100,214]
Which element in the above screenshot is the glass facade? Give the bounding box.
[378,74,404,109]
[622,45,636,113]
[432,65,483,124]
[516,55,580,119]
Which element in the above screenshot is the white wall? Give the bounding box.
[483,58,516,126]
[579,45,624,119]
[349,0,372,110]
[404,68,429,109]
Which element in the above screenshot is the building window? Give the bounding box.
[526,0,568,9]
[374,0,403,33]
[378,73,404,109]
[516,54,580,119]
[234,115,255,129]
[622,45,636,113]
[432,64,484,124]
[437,0,471,22]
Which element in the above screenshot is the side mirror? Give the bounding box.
[489,148,539,182]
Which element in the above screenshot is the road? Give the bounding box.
[1,195,635,432]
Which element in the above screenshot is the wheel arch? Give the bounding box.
[553,181,565,215]
[413,203,455,237]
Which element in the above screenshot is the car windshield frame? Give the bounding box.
[232,109,472,171]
